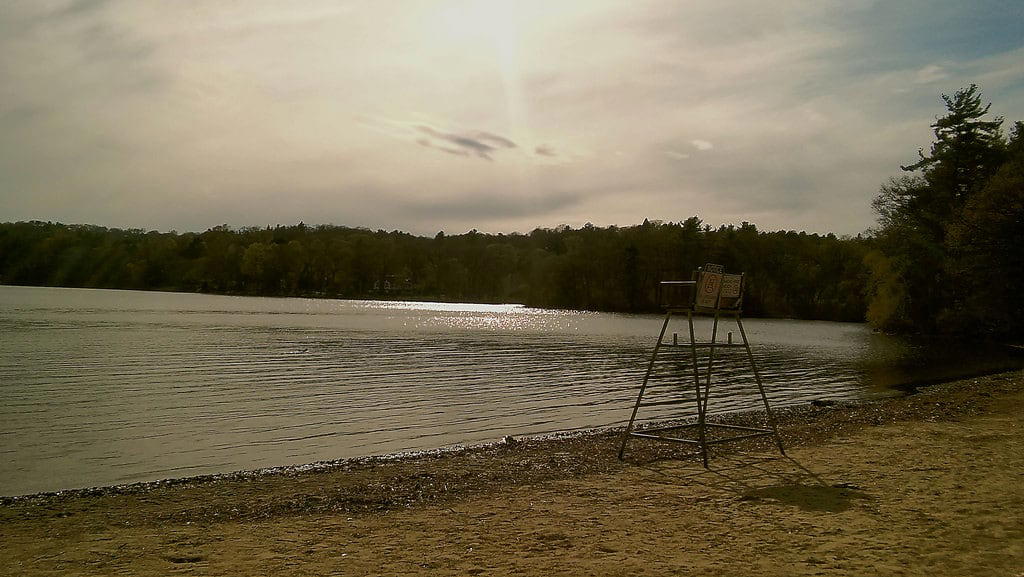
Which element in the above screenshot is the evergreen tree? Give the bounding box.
[867,85,1015,334]
[946,122,1024,335]
[903,84,1006,208]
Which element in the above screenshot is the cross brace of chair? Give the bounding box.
[618,308,785,467]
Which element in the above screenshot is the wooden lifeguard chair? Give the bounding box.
[618,264,785,466]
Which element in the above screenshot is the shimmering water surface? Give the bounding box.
[1,285,1020,496]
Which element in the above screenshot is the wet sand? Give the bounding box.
[2,370,1023,576]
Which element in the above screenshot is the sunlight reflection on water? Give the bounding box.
[370,300,527,313]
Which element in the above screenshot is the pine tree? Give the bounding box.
[903,84,1006,215]
[868,85,1007,332]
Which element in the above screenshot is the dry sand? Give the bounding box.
[2,370,1023,576]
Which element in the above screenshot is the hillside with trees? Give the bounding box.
[0,219,869,322]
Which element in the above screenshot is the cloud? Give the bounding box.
[914,64,949,84]
[416,136,470,157]
[534,144,557,157]
[54,0,115,19]
[691,140,714,151]
[664,150,690,160]
[415,125,517,160]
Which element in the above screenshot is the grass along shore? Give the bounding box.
[2,370,1022,576]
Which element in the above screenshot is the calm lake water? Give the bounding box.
[1,285,1020,496]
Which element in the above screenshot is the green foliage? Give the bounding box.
[0,219,870,322]
[945,122,1024,334]
[868,85,1021,336]
[863,250,909,331]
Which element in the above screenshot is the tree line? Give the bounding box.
[0,218,870,322]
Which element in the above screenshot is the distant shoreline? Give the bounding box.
[0,281,859,322]
[0,281,525,307]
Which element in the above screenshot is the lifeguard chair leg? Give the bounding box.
[736,316,786,455]
[687,311,709,468]
[618,312,673,460]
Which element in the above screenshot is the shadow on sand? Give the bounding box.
[631,452,871,513]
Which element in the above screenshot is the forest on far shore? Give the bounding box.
[0,218,869,322]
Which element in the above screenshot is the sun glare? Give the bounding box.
[435,1,528,144]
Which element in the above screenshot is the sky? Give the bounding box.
[2,1,1023,237]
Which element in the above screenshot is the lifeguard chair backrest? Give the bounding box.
[693,264,744,311]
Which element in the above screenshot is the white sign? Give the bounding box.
[720,274,742,299]
[695,271,722,308]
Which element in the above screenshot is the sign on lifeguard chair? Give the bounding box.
[694,264,743,310]
[619,264,785,466]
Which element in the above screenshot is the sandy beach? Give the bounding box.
[2,370,1022,576]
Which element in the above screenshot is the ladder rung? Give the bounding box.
[639,424,694,433]
[628,432,701,445]
[702,423,773,432]
[641,379,699,387]
[629,430,774,445]
[658,343,747,348]
[641,423,772,434]
[639,399,692,407]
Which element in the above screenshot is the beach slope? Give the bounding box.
[2,371,1022,576]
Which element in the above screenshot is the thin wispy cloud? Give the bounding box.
[690,140,715,152]
[915,64,949,84]
[416,126,517,160]
[534,145,557,157]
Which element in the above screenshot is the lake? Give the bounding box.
[1,285,1020,496]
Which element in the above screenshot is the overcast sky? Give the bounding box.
[2,1,1023,236]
